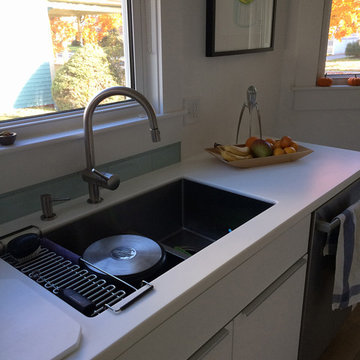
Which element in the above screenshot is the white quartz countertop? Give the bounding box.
[2,142,360,360]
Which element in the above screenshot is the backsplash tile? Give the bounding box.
[0,143,180,224]
[150,145,181,170]
[104,152,153,182]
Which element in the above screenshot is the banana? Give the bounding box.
[218,147,252,161]
[222,145,250,156]
[219,148,238,161]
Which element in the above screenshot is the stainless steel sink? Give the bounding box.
[45,179,273,260]
[0,179,274,316]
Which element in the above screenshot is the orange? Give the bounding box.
[289,141,298,151]
[245,136,259,148]
[265,138,276,146]
[273,147,285,156]
[274,140,282,149]
[284,146,296,154]
[280,136,292,148]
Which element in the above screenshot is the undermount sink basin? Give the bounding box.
[45,179,273,261]
[1,179,274,317]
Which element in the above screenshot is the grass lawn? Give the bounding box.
[0,106,56,121]
[326,57,360,73]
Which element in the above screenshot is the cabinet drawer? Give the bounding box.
[233,257,307,359]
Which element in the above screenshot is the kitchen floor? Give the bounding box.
[319,305,360,360]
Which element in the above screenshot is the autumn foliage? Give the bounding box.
[329,0,360,40]
[49,14,122,55]
[50,17,77,54]
[79,14,122,46]
[50,12,125,110]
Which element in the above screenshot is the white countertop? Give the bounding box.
[2,142,360,359]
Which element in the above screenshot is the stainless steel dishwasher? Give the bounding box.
[298,178,360,360]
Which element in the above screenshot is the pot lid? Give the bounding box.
[83,234,163,277]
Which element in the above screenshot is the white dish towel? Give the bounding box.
[330,201,360,310]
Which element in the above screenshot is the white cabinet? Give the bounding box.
[118,216,310,360]
[188,325,233,360]
[232,257,307,360]
[188,256,307,360]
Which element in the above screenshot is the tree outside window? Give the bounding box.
[50,13,126,111]
[325,0,360,77]
[0,0,130,122]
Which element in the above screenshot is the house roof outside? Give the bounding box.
[47,0,121,17]
[47,0,121,6]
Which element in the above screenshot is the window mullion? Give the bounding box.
[317,0,333,79]
[131,0,162,114]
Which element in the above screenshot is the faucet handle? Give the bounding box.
[91,168,110,181]
[91,168,120,190]
[82,168,120,191]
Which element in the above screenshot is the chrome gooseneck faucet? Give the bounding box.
[82,86,161,204]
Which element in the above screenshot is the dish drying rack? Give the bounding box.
[1,245,153,317]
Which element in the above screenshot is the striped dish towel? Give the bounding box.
[331,201,360,310]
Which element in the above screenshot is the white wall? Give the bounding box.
[174,0,360,155]
[165,0,289,158]
[275,0,360,151]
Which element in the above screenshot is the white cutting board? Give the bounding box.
[0,279,81,360]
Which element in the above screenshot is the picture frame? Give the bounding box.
[206,0,277,57]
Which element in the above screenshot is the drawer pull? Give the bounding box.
[188,328,230,360]
[241,257,307,317]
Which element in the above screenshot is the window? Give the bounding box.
[321,0,360,84]
[0,0,133,122]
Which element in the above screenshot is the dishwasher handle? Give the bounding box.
[316,218,342,257]
[316,218,341,234]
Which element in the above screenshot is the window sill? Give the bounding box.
[0,110,186,155]
[292,85,360,111]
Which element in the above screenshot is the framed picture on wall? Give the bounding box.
[206,0,277,57]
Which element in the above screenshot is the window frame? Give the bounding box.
[0,0,163,144]
[318,0,360,85]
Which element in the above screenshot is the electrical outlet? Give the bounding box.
[183,97,200,125]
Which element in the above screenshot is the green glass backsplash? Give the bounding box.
[0,143,181,224]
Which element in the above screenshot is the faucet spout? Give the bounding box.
[82,86,161,204]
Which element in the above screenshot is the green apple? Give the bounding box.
[250,139,273,157]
